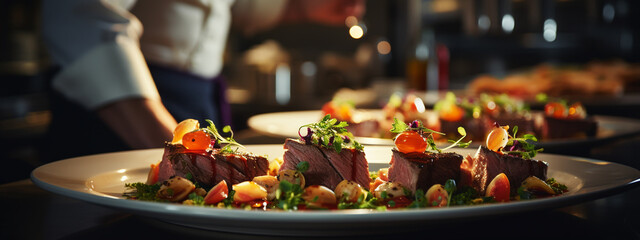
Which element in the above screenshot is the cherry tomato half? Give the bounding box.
[182,130,212,151]
[544,102,567,119]
[439,105,465,122]
[567,102,586,119]
[394,131,427,153]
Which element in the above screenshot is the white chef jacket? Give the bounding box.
[42,0,287,110]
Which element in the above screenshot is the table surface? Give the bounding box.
[3,134,640,240]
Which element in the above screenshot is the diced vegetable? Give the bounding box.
[204,180,229,205]
[157,176,196,202]
[425,184,449,207]
[485,173,510,202]
[233,181,267,203]
[146,163,160,185]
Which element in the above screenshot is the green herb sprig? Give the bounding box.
[124,182,163,201]
[502,126,543,159]
[274,180,305,210]
[337,191,379,209]
[204,119,244,153]
[299,114,363,152]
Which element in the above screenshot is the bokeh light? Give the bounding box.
[377,41,391,55]
[349,25,364,39]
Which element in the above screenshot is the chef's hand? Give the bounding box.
[97,98,177,149]
[283,0,365,25]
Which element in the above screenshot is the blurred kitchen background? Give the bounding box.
[2,0,640,183]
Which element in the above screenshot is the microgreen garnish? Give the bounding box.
[274,180,305,210]
[296,161,310,173]
[480,93,529,115]
[502,126,543,159]
[443,179,457,206]
[546,178,568,194]
[434,92,481,119]
[299,114,363,152]
[390,118,470,153]
[517,185,534,200]
[204,119,244,153]
[186,192,205,206]
[407,189,427,208]
[441,127,472,152]
[337,192,379,209]
[123,182,163,201]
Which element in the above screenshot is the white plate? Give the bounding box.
[248,110,640,148]
[31,145,640,236]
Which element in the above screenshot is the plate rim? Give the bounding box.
[247,110,640,147]
[30,145,640,235]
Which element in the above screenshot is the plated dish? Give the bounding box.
[31,145,640,236]
[247,110,640,148]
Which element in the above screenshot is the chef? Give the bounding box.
[41,0,364,161]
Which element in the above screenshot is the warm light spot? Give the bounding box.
[345,16,358,27]
[349,25,364,39]
[377,41,391,54]
[116,169,126,173]
[473,111,481,119]
[431,0,459,13]
[120,175,129,182]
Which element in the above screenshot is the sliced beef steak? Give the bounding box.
[157,143,269,187]
[465,146,548,195]
[542,116,597,139]
[484,113,539,138]
[388,150,463,192]
[440,118,486,142]
[280,139,370,190]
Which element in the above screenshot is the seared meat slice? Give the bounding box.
[440,118,486,142]
[280,139,370,190]
[542,116,597,139]
[388,150,464,192]
[465,146,548,195]
[157,143,269,187]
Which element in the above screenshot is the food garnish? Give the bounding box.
[203,119,244,153]
[298,114,363,152]
[123,116,567,212]
[390,118,470,153]
[479,93,529,116]
[433,92,481,121]
[321,100,354,122]
[486,124,543,159]
[503,126,543,159]
[171,119,244,153]
[544,101,587,119]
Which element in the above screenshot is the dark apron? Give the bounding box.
[43,64,230,162]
